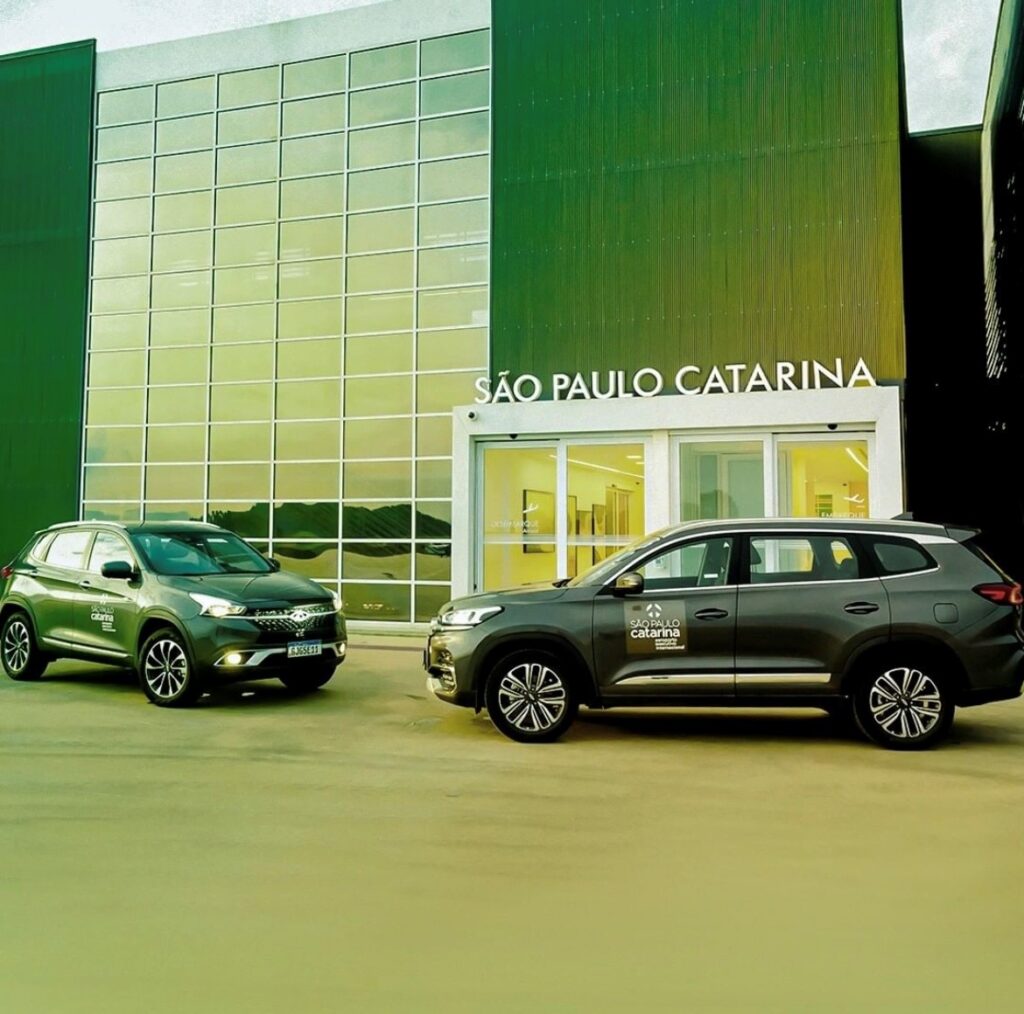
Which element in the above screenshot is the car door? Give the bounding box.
[734,531,890,696]
[593,534,738,698]
[31,529,95,644]
[74,530,143,658]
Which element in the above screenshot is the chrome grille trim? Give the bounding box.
[246,602,337,633]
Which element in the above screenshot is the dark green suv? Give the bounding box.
[1,521,346,706]
[425,518,1024,749]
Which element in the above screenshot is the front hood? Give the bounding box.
[160,571,332,608]
[446,582,568,612]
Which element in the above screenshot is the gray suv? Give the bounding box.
[1,521,346,706]
[425,518,1024,749]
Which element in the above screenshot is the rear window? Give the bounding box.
[866,537,934,576]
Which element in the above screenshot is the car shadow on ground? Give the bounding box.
[36,663,336,711]
[565,706,1021,748]
[570,707,855,744]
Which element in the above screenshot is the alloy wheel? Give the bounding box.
[144,639,189,700]
[3,620,31,674]
[496,662,567,733]
[867,666,943,740]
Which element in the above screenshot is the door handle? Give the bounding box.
[694,607,729,621]
[79,579,93,589]
[844,601,879,615]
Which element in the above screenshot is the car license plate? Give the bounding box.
[287,640,322,659]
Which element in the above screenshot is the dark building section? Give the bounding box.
[0,41,95,563]
[900,129,991,546]
[979,0,1024,577]
[491,0,906,385]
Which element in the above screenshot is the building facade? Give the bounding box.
[10,0,1010,628]
[978,0,1024,577]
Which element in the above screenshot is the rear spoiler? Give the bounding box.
[945,525,981,544]
[891,514,981,544]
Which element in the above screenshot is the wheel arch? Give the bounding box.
[475,634,599,710]
[136,612,191,659]
[839,636,969,697]
[0,599,38,637]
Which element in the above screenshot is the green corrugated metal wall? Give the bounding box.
[491,0,906,385]
[0,41,95,563]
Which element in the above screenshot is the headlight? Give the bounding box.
[330,590,343,613]
[189,593,246,618]
[439,606,503,627]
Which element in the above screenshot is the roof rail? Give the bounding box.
[46,519,127,531]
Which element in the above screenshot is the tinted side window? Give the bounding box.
[749,535,860,583]
[45,531,92,570]
[868,537,933,576]
[89,532,133,574]
[636,537,734,590]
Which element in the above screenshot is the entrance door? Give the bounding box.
[479,444,558,590]
[776,439,871,519]
[675,434,874,523]
[593,534,738,699]
[477,439,648,591]
[566,442,646,579]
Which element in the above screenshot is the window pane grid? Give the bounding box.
[85,30,487,610]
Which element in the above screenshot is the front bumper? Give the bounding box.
[423,626,479,708]
[186,611,347,680]
[211,640,347,680]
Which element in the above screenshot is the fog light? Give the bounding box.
[225,652,244,666]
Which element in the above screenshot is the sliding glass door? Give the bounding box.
[676,433,873,522]
[478,439,647,590]
[480,444,558,590]
[566,443,646,578]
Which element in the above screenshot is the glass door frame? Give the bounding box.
[670,427,878,523]
[474,433,655,591]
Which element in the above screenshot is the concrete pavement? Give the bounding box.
[2,641,1023,1012]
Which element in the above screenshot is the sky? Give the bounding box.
[0,0,1005,133]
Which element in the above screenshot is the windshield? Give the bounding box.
[567,530,667,588]
[132,531,273,576]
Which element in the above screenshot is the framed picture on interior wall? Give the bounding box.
[566,495,578,535]
[591,503,608,565]
[576,508,592,538]
[522,488,555,553]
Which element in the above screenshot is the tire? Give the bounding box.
[1,611,48,681]
[279,663,335,692]
[138,627,203,707]
[852,660,954,750]
[484,649,578,743]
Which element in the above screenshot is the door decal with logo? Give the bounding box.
[625,600,688,653]
[90,598,116,633]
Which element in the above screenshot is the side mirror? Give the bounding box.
[612,571,645,596]
[267,557,281,572]
[101,560,136,581]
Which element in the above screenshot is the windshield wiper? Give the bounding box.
[552,577,570,587]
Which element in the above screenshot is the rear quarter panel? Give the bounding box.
[884,544,1023,690]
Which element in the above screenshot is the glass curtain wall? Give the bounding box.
[83,29,490,622]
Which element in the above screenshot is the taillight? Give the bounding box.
[0,565,12,580]
[974,582,1024,606]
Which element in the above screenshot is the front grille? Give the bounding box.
[248,602,335,634]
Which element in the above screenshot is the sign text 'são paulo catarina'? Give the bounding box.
[474,357,876,404]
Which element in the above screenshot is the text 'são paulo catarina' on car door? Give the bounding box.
[626,599,687,654]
